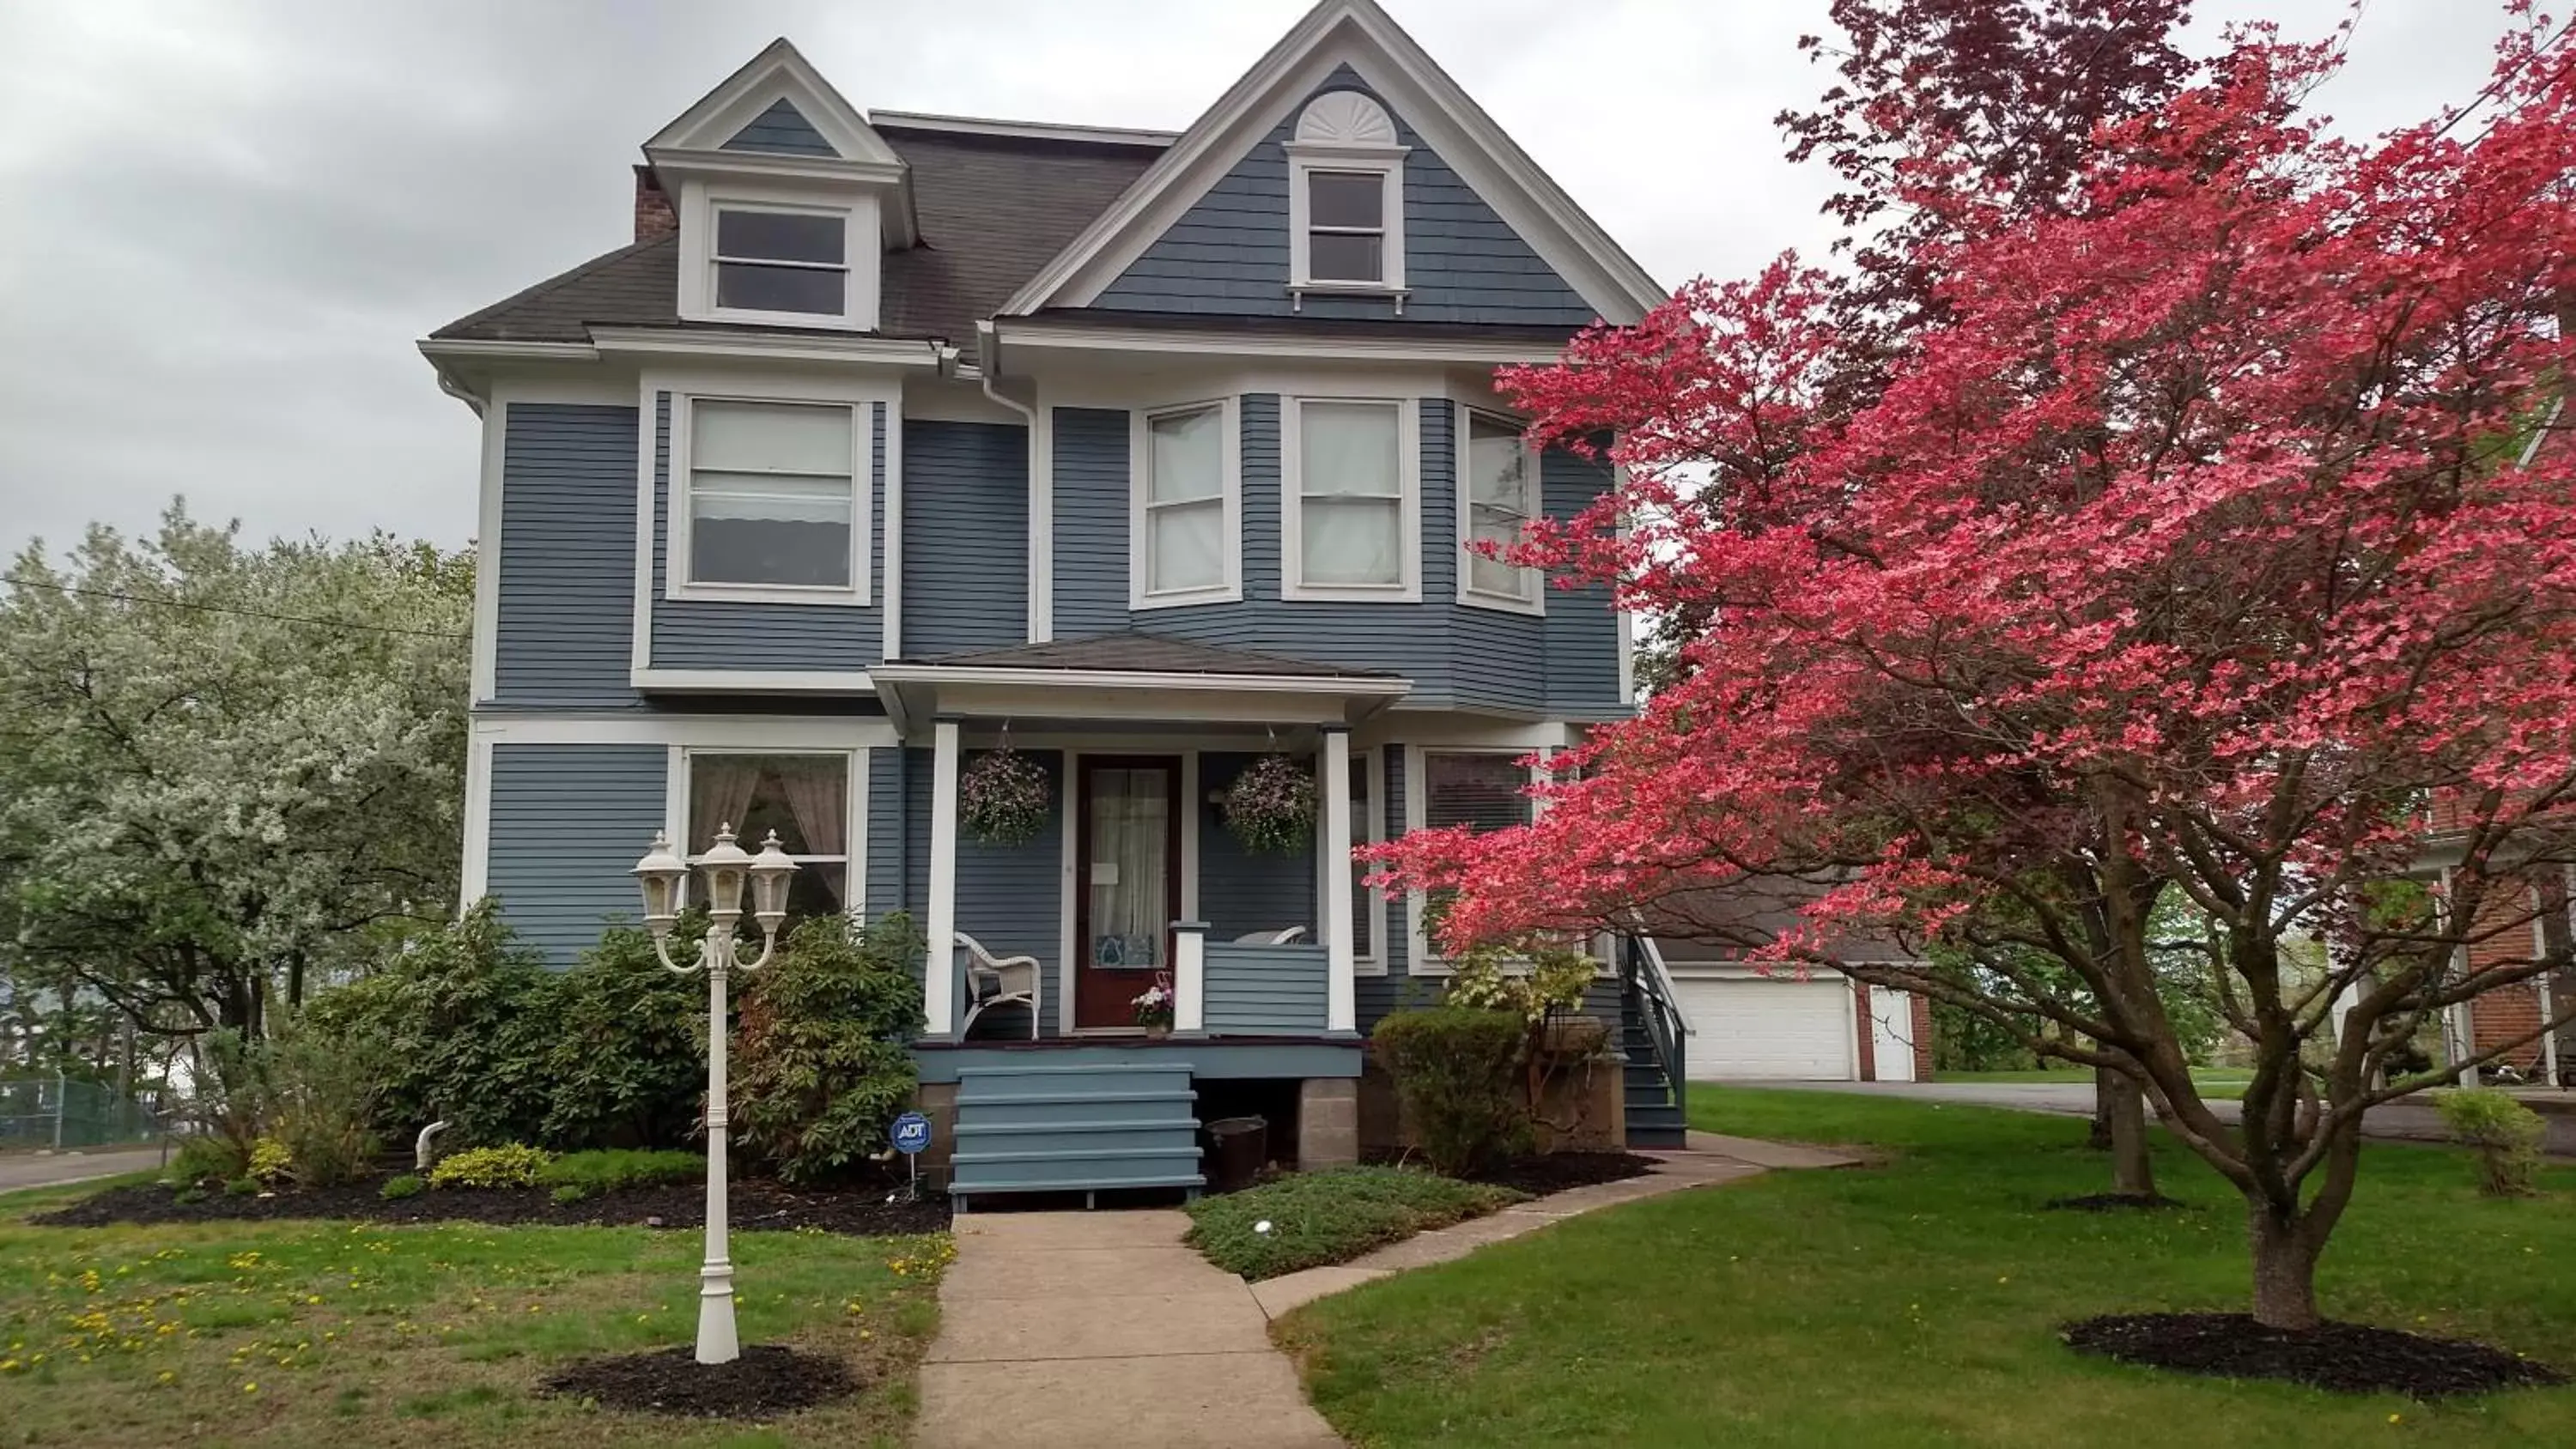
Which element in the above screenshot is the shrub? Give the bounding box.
[1372,1007,1532,1176]
[222,1177,260,1197]
[1183,1167,1524,1280]
[379,1173,424,1201]
[167,1134,244,1186]
[427,1143,555,1190]
[731,912,926,1185]
[265,1024,387,1187]
[538,1149,703,1197]
[539,926,708,1150]
[187,1030,276,1179]
[2433,1088,2547,1196]
[171,1186,208,1206]
[247,1137,294,1184]
[550,1184,588,1205]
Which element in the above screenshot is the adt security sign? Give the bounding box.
[891,1111,932,1155]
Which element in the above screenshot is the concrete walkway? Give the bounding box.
[916,1208,1344,1449]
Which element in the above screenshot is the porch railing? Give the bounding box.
[1619,930,1692,1107]
[1177,929,1332,1036]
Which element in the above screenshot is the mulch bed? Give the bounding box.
[538,1343,858,1418]
[2063,1313,2568,1397]
[2046,1191,2191,1213]
[1362,1148,1658,1195]
[31,1174,950,1236]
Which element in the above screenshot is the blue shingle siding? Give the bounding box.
[648,394,884,672]
[720,97,837,157]
[1198,753,1317,938]
[1202,942,1330,1034]
[865,746,906,919]
[1050,407,1132,639]
[903,420,1029,655]
[1093,66,1596,326]
[486,743,667,967]
[493,403,645,709]
[1541,446,1624,712]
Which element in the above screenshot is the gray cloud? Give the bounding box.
[0,0,2509,558]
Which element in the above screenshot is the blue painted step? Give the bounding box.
[950,1060,1205,1208]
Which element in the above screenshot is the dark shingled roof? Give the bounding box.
[430,126,1163,347]
[919,633,1400,680]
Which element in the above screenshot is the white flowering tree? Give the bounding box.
[0,503,471,1043]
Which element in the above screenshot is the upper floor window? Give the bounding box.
[1286,92,1406,299]
[683,397,860,596]
[1130,399,1241,609]
[1282,397,1420,602]
[712,204,847,317]
[1460,408,1542,612]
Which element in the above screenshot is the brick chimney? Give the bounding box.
[634,165,677,245]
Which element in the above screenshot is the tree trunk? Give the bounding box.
[2088,1066,2116,1149]
[2249,1204,2324,1331]
[2105,1070,2157,1198]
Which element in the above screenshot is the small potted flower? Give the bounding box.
[1133,976,1176,1039]
[1223,750,1317,856]
[959,743,1051,846]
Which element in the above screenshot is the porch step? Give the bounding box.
[950,1060,1204,1209]
[1619,989,1690,1151]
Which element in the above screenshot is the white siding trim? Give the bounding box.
[1180,750,1203,924]
[1058,747,1081,1034]
[470,396,508,705]
[1321,728,1358,1031]
[880,402,903,660]
[473,714,899,749]
[459,729,495,906]
[925,719,963,1037]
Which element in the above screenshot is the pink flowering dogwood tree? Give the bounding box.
[1375,24,2576,1330]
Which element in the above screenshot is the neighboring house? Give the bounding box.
[421,0,1682,1203]
[1640,888,1934,1083]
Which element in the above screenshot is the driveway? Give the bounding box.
[0,1145,168,1192]
[1758,1080,2576,1156]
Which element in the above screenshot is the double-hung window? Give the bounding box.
[1461,409,1541,611]
[711,206,848,317]
[1284,397,1419,601]
[683,398,859,594]
[683,752,852,919]
[1133,402,1237,607]
[1410,749,1537,969]
[1285,91,1406,299]
[1305,172,1388,283]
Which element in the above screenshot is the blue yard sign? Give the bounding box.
[891,1111,932,1155]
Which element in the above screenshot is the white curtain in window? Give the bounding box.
[1299,402,1401,586]
[1091,768,1170,967]
[696,401,849,472]
[687,758,764,853]
[772,756,846,858]
[690,401,854,589]
[1147,408,1224,592]
[1466,414,1534,599]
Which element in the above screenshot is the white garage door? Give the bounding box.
[1669,976,1856,1081]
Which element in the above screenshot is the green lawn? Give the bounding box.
[0,1174,947,1447]
[1278,1089,2576,1447]
[1938,1066,2255,1098]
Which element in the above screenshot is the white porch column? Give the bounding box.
[1174,921,1208,1034]
[1321,725,1357,1034]
[925,716,962,1038]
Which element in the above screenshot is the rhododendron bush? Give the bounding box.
[1375,21,2576,1330]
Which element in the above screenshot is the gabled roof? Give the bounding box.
[643,37,900,170]
[428,126,1162,346]
[1001,0,1662,324]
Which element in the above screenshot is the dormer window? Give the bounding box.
[1285,91,1407,303]
[713,207,847,315]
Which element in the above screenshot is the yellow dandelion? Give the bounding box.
[242,1382,258,1394]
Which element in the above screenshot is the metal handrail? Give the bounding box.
[1619,932,1691,1108]
[1633,931,1694,1036]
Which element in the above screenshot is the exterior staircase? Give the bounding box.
[948,1060,1206,1210]
[1619,997,1689,1149]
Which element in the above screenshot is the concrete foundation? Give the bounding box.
[1297,1077,1360,1168]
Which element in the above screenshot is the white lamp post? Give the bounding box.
[632,822,797,1366]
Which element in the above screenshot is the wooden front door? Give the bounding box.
[1073,755,1183,1030]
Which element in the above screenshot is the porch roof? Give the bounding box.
[872,633,1412,730]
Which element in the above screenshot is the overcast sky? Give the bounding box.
[0,0,2512,561]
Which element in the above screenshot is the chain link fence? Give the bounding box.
[0,1076,167,1151]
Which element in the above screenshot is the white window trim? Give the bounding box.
[1280,395,1423,603]
[675,179,880,331]
[1456,403,1546,615]
[1127,397,1243,609]
[668,745,865,914]
[1403,743,1544,975]
[1315,745,1388,977]
[666,390,872,607]
[1285,144,1407,301]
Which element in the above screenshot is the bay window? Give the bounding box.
[1284,397,1419,601]
[1132,401,1238,607]
[1461,408,1541,610]
[683,752,851,919]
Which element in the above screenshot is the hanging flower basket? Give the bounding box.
[959,744,1051,846]
[1224,751,1317,856]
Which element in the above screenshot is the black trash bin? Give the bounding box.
[1205,1115,1267,1193]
